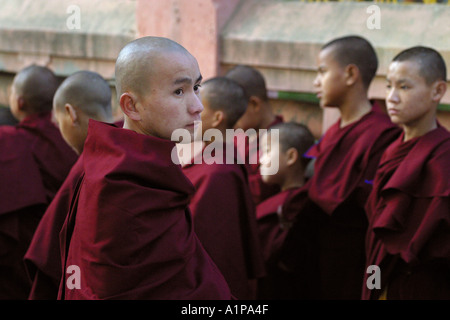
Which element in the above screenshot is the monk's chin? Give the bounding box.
[388,116,402,125]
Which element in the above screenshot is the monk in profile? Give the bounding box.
[279,36,401,299]
[225,65,283,205]
[25,70,114,299]
[58,37,232,300]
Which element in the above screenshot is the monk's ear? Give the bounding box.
[345,64,359,86]
[17,96,26,111]
[286,147,299,167]
[120,92,141,121]
[249,96,262,113]
[65,103,78,125]
[212,110,224,128]
[431,80,447,102]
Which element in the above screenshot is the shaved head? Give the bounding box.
[269,122,315,167]
[12,65,59,114]
[115,36,191,99]
[392,46,447,85]
[225,65,268,102]
[201,77,248,128]
[322,35,378,89]
[54,70,112,120]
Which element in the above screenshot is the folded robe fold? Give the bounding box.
[24,155,85,299]
[58,120,231,300]
[0,112,77,299]
[363,125,450,300]
[280,109,401,299]
[183,142,265,300]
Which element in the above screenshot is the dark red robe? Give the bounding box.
[24,120,124,300]
[363,126,450,300]
[182,142,265,300]
[0,112,77,299]
[24,155,84,299]
[235,115,283,205]
[58,120,232,300]
[256,186,309,299]
[280,109,401,299]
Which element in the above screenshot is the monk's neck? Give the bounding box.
[260,106,276,130]
[339,98,372,128]
[402,114,437,142]
[281,170,305,192]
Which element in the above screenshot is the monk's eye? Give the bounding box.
[194,84,201,93]
[174,89,183,96]
[400,85,409,90]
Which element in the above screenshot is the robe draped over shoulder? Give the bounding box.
[0,112,77,299]
[182,141,265,300]
[280,109,401,299]
[58,120,231,300]
[363,126,450,300]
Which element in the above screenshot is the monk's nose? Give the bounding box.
[189,94,203,115]
[386,87,399,104]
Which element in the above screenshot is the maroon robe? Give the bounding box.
[363,126,450,300]
[24,121,124,300]
[0,112,77,299]
[24,155,84,299]
[256,186,309,299]
[182,142,265,300]
[280,109,401,299]
[58,120,232,300]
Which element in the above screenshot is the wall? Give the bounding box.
[0,0,448,134]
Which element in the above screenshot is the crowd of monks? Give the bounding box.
[0,35,448,300]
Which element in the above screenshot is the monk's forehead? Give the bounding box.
[145,50,200,80]
[387,60,422,81]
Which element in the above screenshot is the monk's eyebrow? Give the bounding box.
[173,75,203,85]
[386,77,409,83]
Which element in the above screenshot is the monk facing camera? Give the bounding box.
[364,46,450,300]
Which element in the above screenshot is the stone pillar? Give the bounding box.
[136,0,241,80]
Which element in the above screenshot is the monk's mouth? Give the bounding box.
[387,108,399,115]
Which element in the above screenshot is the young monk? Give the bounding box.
[181,77,265,300]
[58,37,232,300]
[280,35,402,300]
[256,122,315,300]
[0,65,78,299]
[363,46,450,300]
[24,70,114,299]
[225,65,283,205]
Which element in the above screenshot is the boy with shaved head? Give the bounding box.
[0,65,78,299]
[58,37,232,300]
[52,70,114,155]
[363,46,450,300]
[225,65,283,205]
[280,36,402,299]
[256,122,315,299]
[24,71,114,299]
[182,77,265,300]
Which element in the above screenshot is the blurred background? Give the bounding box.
[0,0,448,139]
